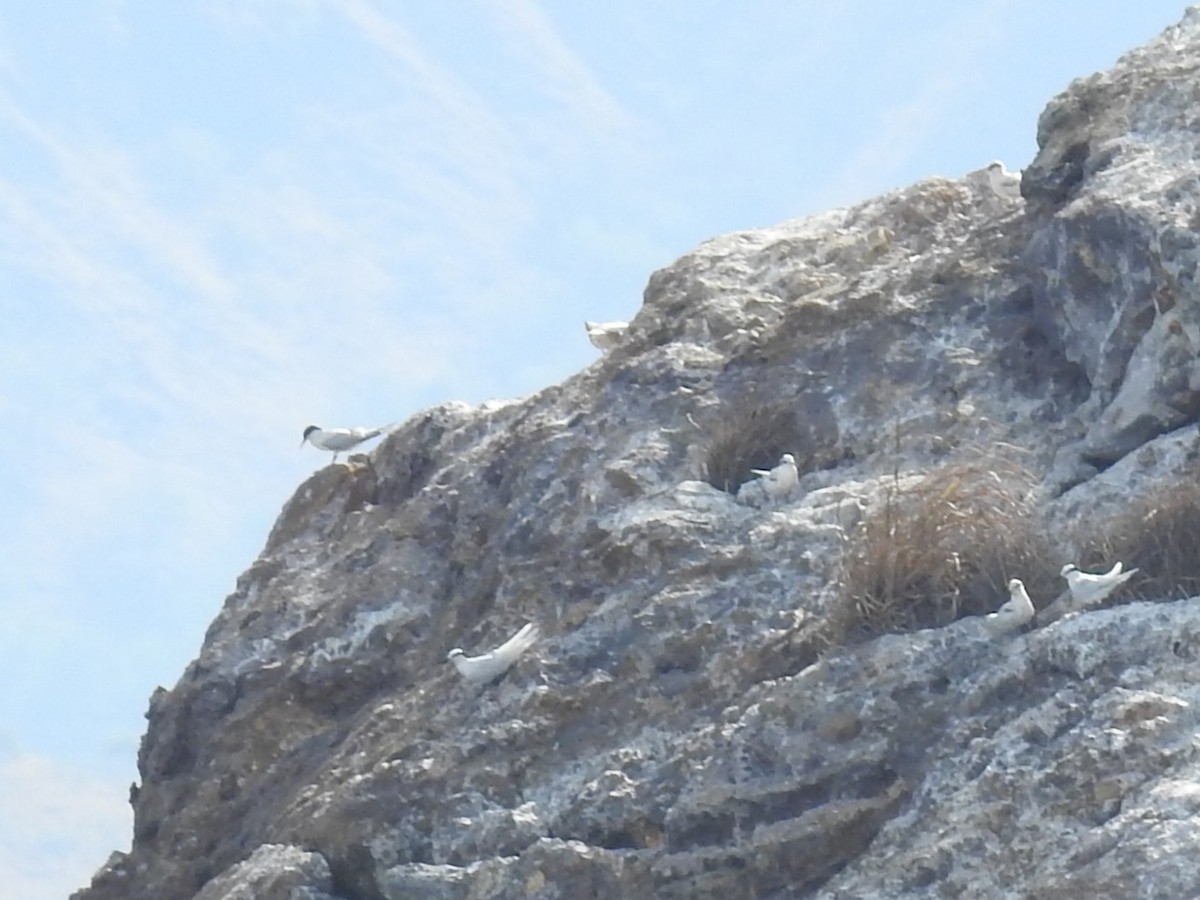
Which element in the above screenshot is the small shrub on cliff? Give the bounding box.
[701,393,805,495]
[1074,467,1200,602]
[829,451,1061,643]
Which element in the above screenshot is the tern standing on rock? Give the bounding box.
[301,425,389,464]
[751,453,799,502]
[1060,561,1138,608]
[982,578,1035,636]
[585,320,629,353]
[448,622,541,684]
[1037,561,1140,625]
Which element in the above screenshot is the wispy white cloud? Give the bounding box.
[0,76,466,393]
[298,0,577,329]
[330,0,512,140]
[0,91,233,302]
[0,752,130,900]
[483,0,634,135]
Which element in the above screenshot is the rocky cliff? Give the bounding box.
[76,9,1200,900]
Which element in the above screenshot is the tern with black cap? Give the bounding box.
[301,424,389,463]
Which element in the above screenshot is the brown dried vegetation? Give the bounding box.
[702,393,806,496]
[830,450,1061,643]
[1073,465,1200,603]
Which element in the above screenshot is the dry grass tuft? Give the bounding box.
[829,449,1061,643]
[1074,466,1200,602]
[702,394,804,495]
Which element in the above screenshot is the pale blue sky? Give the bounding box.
[0,2,1188,897]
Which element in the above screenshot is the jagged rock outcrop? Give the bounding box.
[76,9,1200,900]
[1024,10,1200,472]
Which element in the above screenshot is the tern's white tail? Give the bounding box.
[492,622,540,659]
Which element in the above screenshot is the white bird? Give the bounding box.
[981,578,1035,636]
[447,622,541,684]
[301,425,388,463]
[750,453,799,502]
[965,160,1020,198]
[585,320,629,352]
[987,160,1020,193]
[1061,561,1139,608]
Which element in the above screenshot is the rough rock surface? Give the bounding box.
[75,10,1200,900]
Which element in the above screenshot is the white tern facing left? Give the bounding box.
[447,622,541,684]
[1061,561,1138,608]
[301,425,389,463]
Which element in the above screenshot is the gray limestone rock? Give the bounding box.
[193,844,337,900]
[1024,7,1200,468]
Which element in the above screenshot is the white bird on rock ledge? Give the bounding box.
[1037,561,1140,625]
[585,320,629,353]
[750,453,799,501]
[448,622,541,684]
[1061,561,1138,608]
[966,160,1021,201]
[301,425,389,463]
[981,578,1035,636]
